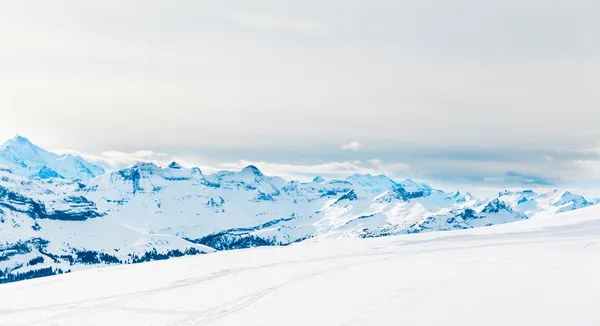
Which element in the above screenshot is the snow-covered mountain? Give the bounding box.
[496,189,600,215]
[1,136,599,284]
[0,135,105,180]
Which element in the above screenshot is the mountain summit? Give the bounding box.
[0,135,105,180]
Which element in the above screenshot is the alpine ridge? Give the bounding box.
[0,136,598,283]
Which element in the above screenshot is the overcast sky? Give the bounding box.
[1,0,599,194]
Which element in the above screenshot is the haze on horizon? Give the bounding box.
[1,0,599,193]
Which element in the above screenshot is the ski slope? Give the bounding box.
[1,204,600,325]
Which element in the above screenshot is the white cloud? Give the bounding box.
[2,1,600,152]
[368,159,410,175]
[574,160,600,175]
[341,141,362,151]
[54,149,193,170]
[212,159,409,181]
[227,13,325,33]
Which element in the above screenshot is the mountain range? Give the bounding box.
[1,135,598,283]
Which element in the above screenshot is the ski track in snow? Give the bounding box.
[166,253,405,326]
[0,251,398,320]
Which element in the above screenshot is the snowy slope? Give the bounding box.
[0,135,105,180]
[1,204,599,326]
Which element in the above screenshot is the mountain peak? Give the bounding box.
[400,178,433,194]
[345,174,398,194]
[448,191,461,198]
[2,134,38,150]
[32,166,64,179]
[313,176,325,183]
[168,161,183,169]
[241,165,263,176]
[0,135,105,180]
[11,134,31,143]
[482,198,510,214]
[131,161,160,170]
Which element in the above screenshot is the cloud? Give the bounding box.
[55,149,192,170]
[211,159,409,181]
[574,159,600,177]
[341,141,362,151]
[367,159,410,175]
[227,13,325,33]
[2,1,600,156]
[502,171,558,186]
